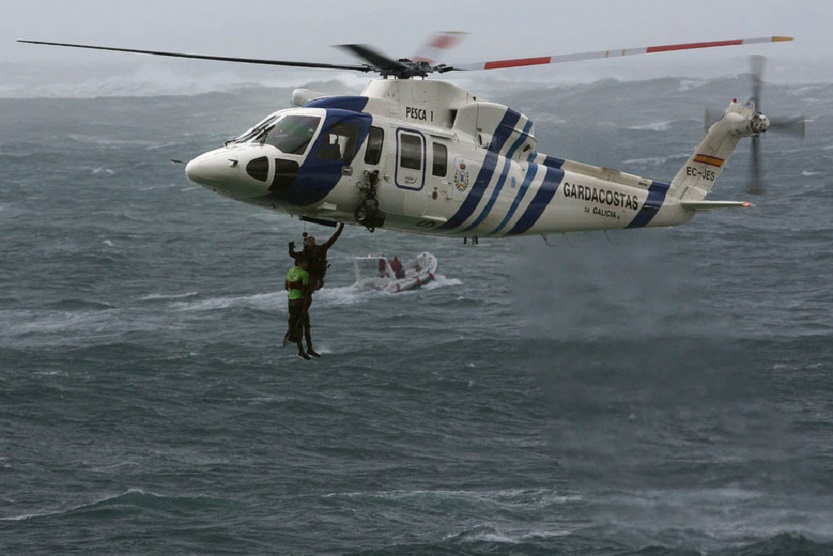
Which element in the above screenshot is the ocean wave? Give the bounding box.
[0,306,178,346]
[66,134,160,148]
[139,291,200,302]
[170,291,283,312]
[445,525,523,545]
[1,308,119,337]
[621,152,690,166]
[90,167,115,177]
[3,73,832,556]
[1,489,234,522]
[140,282,463,312]
[169,275,467,312]
[324,487,582,511]
[628,120,673,131]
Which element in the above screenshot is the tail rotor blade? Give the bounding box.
[748,54,765,194]
[770,115,806,139]
[704,107,724,131]
[747,135,765,195]
[749,55,766,110]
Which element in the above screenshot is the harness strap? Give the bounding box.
[286,280,304,290]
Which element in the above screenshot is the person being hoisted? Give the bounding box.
[289,222,345,299]
[283,254,318,359]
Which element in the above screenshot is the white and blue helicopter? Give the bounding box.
[20,34,802,238]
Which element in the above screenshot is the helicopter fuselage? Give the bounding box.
[186,78,756,237]
[17,35,789,238]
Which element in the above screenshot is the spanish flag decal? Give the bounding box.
[693,154,725,167]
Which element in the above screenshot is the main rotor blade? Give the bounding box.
[17,39,373,72]
[412,31,467,64]
[336,44,408,73]
[449,36,793,72]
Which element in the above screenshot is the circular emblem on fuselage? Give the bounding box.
[454,159,470,192]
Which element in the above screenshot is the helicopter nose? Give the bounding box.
[185,150,239,187]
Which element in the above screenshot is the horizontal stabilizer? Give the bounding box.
[680,200,755,211]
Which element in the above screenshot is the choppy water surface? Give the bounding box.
[2,77,832,555]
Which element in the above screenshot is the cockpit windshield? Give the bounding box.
[231,114,279,144]
[262,115,322,155]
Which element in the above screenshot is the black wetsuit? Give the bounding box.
[290,245,327,289]
[289,224,344,290]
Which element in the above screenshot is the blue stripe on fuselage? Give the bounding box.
[489,155,539,236]
[305,96,370,112]
[270,109,371,206]
[507,164,565,235]
[460,119,534,234]
[626,180,670,228]
[541,156,565,170]
[439,151,500,231]
[439,109,523,232]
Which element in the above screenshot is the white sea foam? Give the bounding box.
[622,152,690,166]
[2,309,115,337]
[629,120,673,131]
[171,291,283,312]
[139,291,200,302]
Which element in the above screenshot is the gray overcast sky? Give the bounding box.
[3,0,831,91]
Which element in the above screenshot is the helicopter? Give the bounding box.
[19,34,799,239]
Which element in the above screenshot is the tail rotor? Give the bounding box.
[744,55,805,194]
[704,56,805,194]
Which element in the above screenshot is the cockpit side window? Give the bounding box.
[263,115,321,155]
[364,126,384,165]
[316,122,358,163]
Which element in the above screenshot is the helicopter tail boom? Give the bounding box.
[669,100,767,203]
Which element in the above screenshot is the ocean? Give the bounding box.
[1,74,832,555]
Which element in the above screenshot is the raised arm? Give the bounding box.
[321,222,345,249]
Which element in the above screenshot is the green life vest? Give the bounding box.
[285,266,309,300]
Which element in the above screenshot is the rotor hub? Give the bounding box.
[751,113,770,134]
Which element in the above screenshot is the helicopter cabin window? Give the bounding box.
[317,121,358,163]
[263,115,320,155]
[364,126,384,165]
[432,142,448,177]
[395,131,425,189]
[399,133,423,171]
